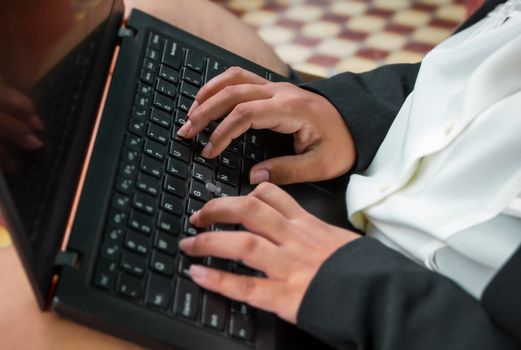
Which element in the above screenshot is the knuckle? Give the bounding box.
[239,277,258,303]
[227,66,244,77]
[221,85,238,99]
[242,196,261,213]
[240,235,259,255]
[254,181,276,195]
[232,103,252,120]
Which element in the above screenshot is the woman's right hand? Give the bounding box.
[177,67,356,185]
[0,85,44,172]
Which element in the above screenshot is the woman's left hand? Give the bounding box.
[179,182,360,324]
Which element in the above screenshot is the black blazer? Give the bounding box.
[297,1,521,349]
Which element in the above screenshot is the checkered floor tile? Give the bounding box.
[213,0,468,77]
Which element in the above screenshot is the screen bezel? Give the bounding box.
[0,0,124,309]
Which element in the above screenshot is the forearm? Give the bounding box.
[297,238,519,350]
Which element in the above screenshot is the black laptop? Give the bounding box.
[0,1,347,349]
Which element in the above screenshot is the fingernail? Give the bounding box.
[201,142,213,158]
[23,135,44,150]
[29,115,45,131]
[188,100,199,116]
[179,237,195,251]
[177,120,192,138]
[250,169,269,184]
[189,265,207,281]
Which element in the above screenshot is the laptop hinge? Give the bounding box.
[54,251,79,268]
[118,26,136,39]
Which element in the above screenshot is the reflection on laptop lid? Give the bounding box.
[0,0,123,307]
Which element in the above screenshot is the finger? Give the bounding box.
[250,146,336,185]
[178,83,273,139]
[179,232,287,278]
[249,182,304,220]
[0,85,36,116]
[190,196,293,244]
[188,265,286,316]
[202,99,303,158]
[194,66,268,107]
[0,112,43,151]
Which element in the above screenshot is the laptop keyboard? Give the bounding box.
[91,31,271,344]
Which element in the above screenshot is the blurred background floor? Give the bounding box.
[212,0,467,76]
[0,0,471,248]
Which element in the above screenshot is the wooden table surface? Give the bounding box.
[0,246,144,350]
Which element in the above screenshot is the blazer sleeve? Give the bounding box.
[300,63,420,173]
[296,237,520,350]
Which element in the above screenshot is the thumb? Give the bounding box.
[249,151,323,185]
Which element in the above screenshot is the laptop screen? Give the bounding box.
[0,0,121,306]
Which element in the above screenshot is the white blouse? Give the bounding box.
[346,0,521,299]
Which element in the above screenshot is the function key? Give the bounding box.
[143,58,158,72]
[153,93,174,113]
[229,314,254,342]
[182,67,202,86]
[94,259,118,290]
[140,69,155,85]
[116,272,144,299]
[135,93,150,109]
[129,118,146,136]
[162,40,183,70]
[107,209,128,228]
[100,239,122,261]
[105,226,124,243]
[244,130,263,147]
[159,64,180,84]
[145,47,160,61]
[115,173,135,195]
[148,32,163,50]
[125,133,143,151]
[184,49,205,72]
[156,79,177,98]
[202,292,227,331]
[137,82,153,97]
[132,105,148,120]
[112,193,130,211]
[121,148,140,164]
[119,161,138,178]
[174,277,200,320]
[146,273,172,310]
[231,301,256,318]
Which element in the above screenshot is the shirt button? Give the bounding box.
[443,121,458,136]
